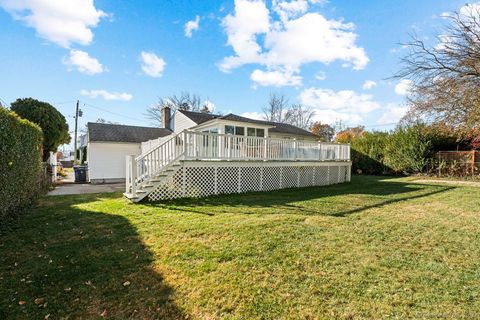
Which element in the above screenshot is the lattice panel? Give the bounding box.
[185,167,216,198]
[314,167,329,186]
[240,167,262,192]
[329,166,340,184]
[217,167,240,194]
[148,168,183,201]
[263,167,281,191]
[299,166,315,187]
[282,166,298,188]
[339,165,347,183]
[147,162,351,201]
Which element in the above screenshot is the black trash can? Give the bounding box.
[74,165,87,183]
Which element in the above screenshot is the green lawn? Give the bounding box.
[1,176,480,319]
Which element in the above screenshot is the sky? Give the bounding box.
[0,0,471,145]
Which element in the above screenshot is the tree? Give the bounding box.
[395,6,480,129]
[311,122,335,142]
[11,98,70,160]
[263,93,289,123]
[335,126,365,143]
[146,92,212,126]
[285,104,315,130]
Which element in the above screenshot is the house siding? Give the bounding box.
[174,111,197,133]
[88,142,141,183]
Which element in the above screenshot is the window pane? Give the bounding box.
[225,125,234,135]
[247,127,256,136]
[256,128,265,137]
[235,126,245,136]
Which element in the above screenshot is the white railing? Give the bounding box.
[183,130,350,162]
[126,130,350,194]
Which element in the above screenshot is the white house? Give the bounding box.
[81,107,351,201]
[85,123,171,184]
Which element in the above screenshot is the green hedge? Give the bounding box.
[350,125,432,175]
[0,107,44,222]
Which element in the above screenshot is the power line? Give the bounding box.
[82,102,146,123]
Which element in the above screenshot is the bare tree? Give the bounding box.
[263,93,289,123]
[146,92,211,127]
[285,104,315,130]
[395,7,480,129]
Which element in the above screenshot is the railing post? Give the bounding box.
[263,138,268,160]
[293,138,297,161]
[182,130,187,159]
[130,155,137,196]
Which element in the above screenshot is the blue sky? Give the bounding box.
[0,0,469,141]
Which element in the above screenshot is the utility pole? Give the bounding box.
[74,100,79,164]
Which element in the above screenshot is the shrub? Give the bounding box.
[0,107,44,222]
[384,125,431,174]
[350,131,389,175]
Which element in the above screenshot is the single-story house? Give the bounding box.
[82,108,319,183]
[84,123,171,183]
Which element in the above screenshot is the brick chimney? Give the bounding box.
[161,106,171,130]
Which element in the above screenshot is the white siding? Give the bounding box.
[87,142,141,183]
[173,111,197,133]
[269,132,318,141]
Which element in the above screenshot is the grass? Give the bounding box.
[1,175,480,319]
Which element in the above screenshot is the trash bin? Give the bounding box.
[74,165,88,183]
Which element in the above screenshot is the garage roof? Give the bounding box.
[87,122,172,143]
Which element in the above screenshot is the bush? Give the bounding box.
[0,107,44,222]
[384,125,430,174]
[350,131,389,175]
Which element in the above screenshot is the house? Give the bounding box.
[81,107,351,200]
[85,123,171,184]
[125,107,351,202]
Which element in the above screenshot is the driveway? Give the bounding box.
[49,171,125,196]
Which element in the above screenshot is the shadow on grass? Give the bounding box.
[145,175,455,217]
[0,194,185,319]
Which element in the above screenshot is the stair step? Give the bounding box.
[123,192,139,200]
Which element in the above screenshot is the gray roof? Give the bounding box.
[179,110,317,138]
[87,122,172,143]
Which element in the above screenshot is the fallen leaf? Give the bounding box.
[45,314,50,319]
[64,287,72,292]
[18,300,26,305]
[123,281,131,287]
[85,280,92,286]
[34,298,45,305]
[100,309,108,317]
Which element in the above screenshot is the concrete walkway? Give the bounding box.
[48,183,125,196]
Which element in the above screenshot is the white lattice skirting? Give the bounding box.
[147,161,351,202]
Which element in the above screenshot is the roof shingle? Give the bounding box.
[87,122,172,143]
[178,110,317,138]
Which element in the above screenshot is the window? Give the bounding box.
[225,125,235,135]
[235,126,244,136]
[225,125,245,136]
[247,127,265,137]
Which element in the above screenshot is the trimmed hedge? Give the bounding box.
[0,107,44,222]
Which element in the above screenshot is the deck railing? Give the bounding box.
[126,130,350,193]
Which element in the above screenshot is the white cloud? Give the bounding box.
[184,15,200,38]
[315,71,326,80]
[395,79,412,95]
[241,111,264,120]
[378,103,408,125]
[140,51,166,78]
[299,87,381,124]
[63,49,104,75]
[362,80,377,90]
[250,69,302,87]
[0,0,107,48]
[80,89,133,101]
[220,0,368,87]
[203,100,215,112]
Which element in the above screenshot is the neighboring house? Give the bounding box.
[85,123,171,183]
